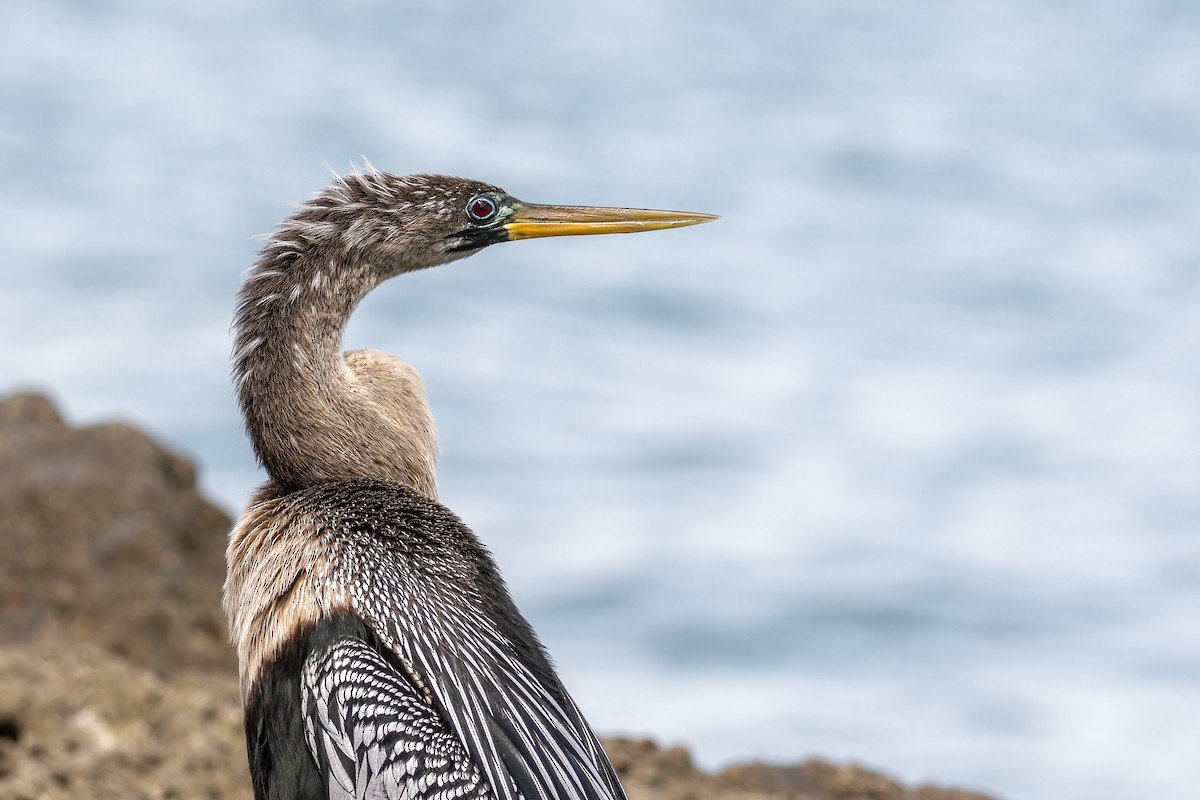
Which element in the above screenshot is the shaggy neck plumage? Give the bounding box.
[233,212,437,498]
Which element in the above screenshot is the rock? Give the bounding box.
[604,737,999,800]
[0,392,233,675]
[717,759,998,800]
[0,391,1001,800]
[0,640,250,800]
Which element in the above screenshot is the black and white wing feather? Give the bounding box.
[302,635,490,800]
[401,629,622,800]
[288,481,627,800]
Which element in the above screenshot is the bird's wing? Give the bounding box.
[302,634,491,800]
[399,618,627,800]
[303,630,623,800]
[304,481,626,800]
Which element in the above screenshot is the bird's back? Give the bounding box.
[226,479,625,800]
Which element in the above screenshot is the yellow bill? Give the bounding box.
[504,203,718,240]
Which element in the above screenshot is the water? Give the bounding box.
[3,2,1199,798]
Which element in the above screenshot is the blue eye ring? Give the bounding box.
[466,195,499,223]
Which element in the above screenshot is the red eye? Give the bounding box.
[467,196,498,222]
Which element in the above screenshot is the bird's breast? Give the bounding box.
[224,490,353,702]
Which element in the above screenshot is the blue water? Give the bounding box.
[3,3,1199,798]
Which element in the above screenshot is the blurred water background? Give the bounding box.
[3,2,1199,798]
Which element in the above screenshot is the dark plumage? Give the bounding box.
[224,166,714,800]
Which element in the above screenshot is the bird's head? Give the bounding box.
[236,167,715,493]
[278,168,716,279]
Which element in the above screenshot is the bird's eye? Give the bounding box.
[466,195,499,223]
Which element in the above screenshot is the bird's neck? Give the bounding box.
[233,248,438,498]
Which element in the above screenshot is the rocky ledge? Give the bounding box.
[0,392,1000,800]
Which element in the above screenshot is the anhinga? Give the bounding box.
[224,166,714,800]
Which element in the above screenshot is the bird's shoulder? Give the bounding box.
[225,479,481,706]
[233,478,485,578]
[261,478,473,544]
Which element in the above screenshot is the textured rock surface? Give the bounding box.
[0,640,248,800]
[0,392,233,675]
[0,392,1000,800]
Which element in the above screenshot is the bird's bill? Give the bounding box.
[504,204,717,240]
